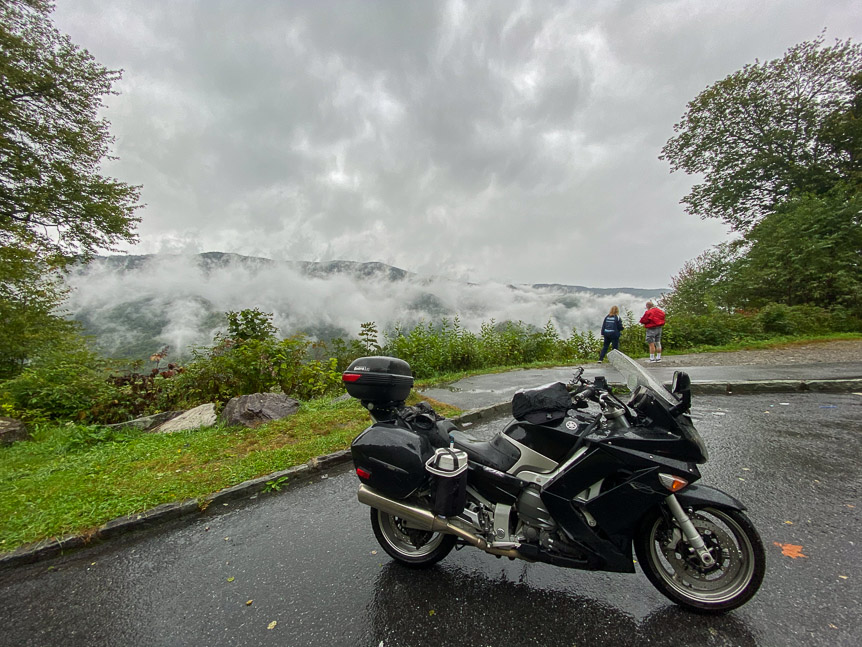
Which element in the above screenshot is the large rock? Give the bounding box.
[0,416,30,446]
[108,410,183,432]
[152,403,217,433]
[220,393,301,428]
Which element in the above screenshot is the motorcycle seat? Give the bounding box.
[449,430,520,472]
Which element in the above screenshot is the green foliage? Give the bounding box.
[0,0,141,262]
[0,332,115,421]
[0,248,77,379]
[263,475,289,493]
[224,308,278,341]
[154,310,344,410]
[358,321,381,355]
[660,245,737,316]
[0,0,142,377]
[728,190,862,314]
[661,34,862,232]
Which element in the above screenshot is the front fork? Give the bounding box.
[665,494,716,568]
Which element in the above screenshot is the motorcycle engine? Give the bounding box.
[516,485,585,557]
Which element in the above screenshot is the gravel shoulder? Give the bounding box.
[659,338,862,367]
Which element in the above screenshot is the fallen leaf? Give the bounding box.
[774,542,807,558]
[227,577,235,582]
[784,521,794,525]
[246,600,253,605]
[838,575,848,580]
[829,624,838,629]
[371,550,377,555]
[847,504,856,509]
[267,621,277,630]
[429,610,435,616]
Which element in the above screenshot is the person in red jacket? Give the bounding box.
[639,301,666,362]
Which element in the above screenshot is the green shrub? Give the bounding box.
[0,335,117,422]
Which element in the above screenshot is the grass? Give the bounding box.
[0,393,460,555]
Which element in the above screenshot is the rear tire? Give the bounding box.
[635,505,765,613]
[370,507,456,568]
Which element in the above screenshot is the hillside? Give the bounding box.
[65,253,666,360]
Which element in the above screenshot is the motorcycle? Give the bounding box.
[342,349,766,613]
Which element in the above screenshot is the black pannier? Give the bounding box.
[511,382,572,425]
[351,422,432,499]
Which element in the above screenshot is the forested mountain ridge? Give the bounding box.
[66,253,665,360]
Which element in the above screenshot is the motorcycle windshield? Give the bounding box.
[606,349,709,462]
[606,349,678,407]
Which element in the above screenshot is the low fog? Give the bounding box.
[65,254,663,359]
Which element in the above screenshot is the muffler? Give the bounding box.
[357,484,520,558]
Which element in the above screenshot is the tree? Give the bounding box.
[661,35,862,232]
[1,0,141,377]
[726,190,862,314]
[1,0,141,262]
[0,246,77,378]
[660,244,737,316]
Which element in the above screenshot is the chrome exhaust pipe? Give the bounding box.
[357,484,521,559]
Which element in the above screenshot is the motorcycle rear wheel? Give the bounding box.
[635,505,765,613]
[370,507,456,568]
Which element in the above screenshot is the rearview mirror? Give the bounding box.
[670,371,692,414]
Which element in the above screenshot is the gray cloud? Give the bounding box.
[53,0,862,287]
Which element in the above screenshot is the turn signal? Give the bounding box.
[342,373,361,382]
[658,473,688,492]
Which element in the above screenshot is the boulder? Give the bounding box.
[152,403,217,433]
[0,416,30,446]
[220,393,301,428]
[108,410,183,432]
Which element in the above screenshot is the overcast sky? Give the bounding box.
[52,0,861,289]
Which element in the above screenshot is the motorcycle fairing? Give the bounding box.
[539,443,701,573]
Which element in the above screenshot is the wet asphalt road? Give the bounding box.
[1,393,860,647]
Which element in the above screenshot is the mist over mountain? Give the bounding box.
[65,253,666,360]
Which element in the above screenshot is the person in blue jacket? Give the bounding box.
[598,305,624,362]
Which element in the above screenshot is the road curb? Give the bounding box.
[3,378,859,570]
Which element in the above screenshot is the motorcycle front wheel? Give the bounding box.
[370,507,456,568]
[634,505,766,613]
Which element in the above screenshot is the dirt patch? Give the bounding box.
[660,339,862,367]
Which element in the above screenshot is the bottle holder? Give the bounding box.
[425,447,468,517]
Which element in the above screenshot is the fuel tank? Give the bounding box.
[502,413,594,464]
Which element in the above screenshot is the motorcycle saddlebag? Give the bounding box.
[511,382,572,424]
[351,422,433,499]
[342,356,414,404]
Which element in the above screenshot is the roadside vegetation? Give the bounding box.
[0,6,859,555]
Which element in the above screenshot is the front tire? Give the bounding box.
[370,507,456,568]
[635,505,765,613]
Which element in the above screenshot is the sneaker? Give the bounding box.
[655,357,662,363]
[648,358,657,363]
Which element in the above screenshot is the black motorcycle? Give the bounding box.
[343,350,766,613]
